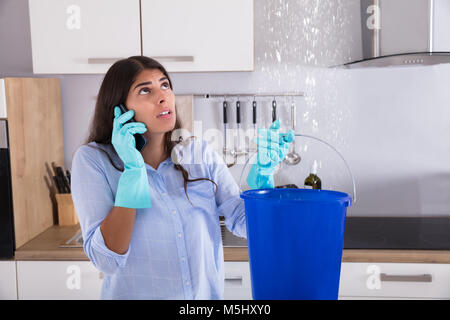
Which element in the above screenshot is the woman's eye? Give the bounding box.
[138,83,169,95]
[139,87,150,95]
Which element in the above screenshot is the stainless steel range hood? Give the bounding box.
[342,0,450,68]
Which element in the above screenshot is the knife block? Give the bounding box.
[55,194,79,226]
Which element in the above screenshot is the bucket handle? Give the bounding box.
[238,133,357,205]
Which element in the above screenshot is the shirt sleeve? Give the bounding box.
[202,141,247,239]
[71,145,131,275]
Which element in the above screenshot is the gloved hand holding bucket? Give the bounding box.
[246,119,295,190]
[240,120,353,300]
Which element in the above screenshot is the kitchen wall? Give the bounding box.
[1,0,449,217]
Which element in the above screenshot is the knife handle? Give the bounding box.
[56,167,69,193]
[53,176,62,193]
[223,100,228,124]
[272,100,277,122]
[66,170,71,185]
[64,178,71,193]
[252,100,257,124]
[236,100,241,124]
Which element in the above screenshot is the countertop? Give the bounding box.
[12,225,450,263]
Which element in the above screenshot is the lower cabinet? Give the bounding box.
[224,262,450,300]
[16,261,103,300]
[14,260,253,300]
[0,261,17,300]
[338,262,450,300]
[223,262,252,300]
[13,260,449,300]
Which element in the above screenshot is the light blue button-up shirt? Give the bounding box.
[71,137,247,299]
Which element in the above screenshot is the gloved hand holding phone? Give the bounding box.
[246,119,295,190]
[112,106,152,208]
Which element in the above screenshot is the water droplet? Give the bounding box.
[312,119,319,132]
[303,111,310,121]
[276,50,281,62]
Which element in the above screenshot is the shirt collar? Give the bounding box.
[144,139,188,172]
[145,154,174,172]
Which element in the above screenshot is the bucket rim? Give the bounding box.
[240,188,352,206]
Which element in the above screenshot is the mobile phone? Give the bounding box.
[118,104,147,152]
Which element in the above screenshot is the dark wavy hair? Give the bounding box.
[85,56,217,202]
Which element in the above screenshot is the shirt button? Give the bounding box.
[172,210,176,214]
[181,257,186,262]
[178,233,182,238]
[185,281,190,286]
[161,192,167,196]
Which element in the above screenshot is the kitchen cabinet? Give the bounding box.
[28,0,254,74]
[223,262,252,300]
[16,261,103,300]
[0,80,6,118]
[14,260,249,300]
[338,262,450,300]
[0,261,17,300]
[140,0,254,72]
[11,260,450,300]
[28,0,141,74]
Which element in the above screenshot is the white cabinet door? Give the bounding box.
[0,261,17,300]
[0,79,6,118]
[224,262,252,300]
[339,262,450,299]
[28,0,141,74]
[141,0,254,72]
[16,261,103,300]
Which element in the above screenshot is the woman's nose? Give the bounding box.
[156,92,166,104]
[158,97,167,106]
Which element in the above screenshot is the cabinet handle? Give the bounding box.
[225,275,243,280]
[380,273,432,283]
[88,58,124,64]
[87,56,194,64]
[225,275,243,285]
[150,56,194,62]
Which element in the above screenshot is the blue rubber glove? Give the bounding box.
[112,106,152,208]
[246,120,295,189]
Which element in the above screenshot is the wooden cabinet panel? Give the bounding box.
[3,78,64,248]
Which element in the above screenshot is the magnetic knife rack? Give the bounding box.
[194,92,305,167]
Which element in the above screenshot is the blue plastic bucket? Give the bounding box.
[240,188,352,300]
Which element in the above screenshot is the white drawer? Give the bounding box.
[16,261,103,300]
[0,261,17,299]
[224,262,252,300]
[339,262,450,299]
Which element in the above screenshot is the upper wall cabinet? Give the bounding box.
[29,0,254,74]
[28,0,141,74]
[140,0,254,72]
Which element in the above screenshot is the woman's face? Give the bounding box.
[125,69,176,135]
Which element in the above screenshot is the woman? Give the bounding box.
[71,56,294,299]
